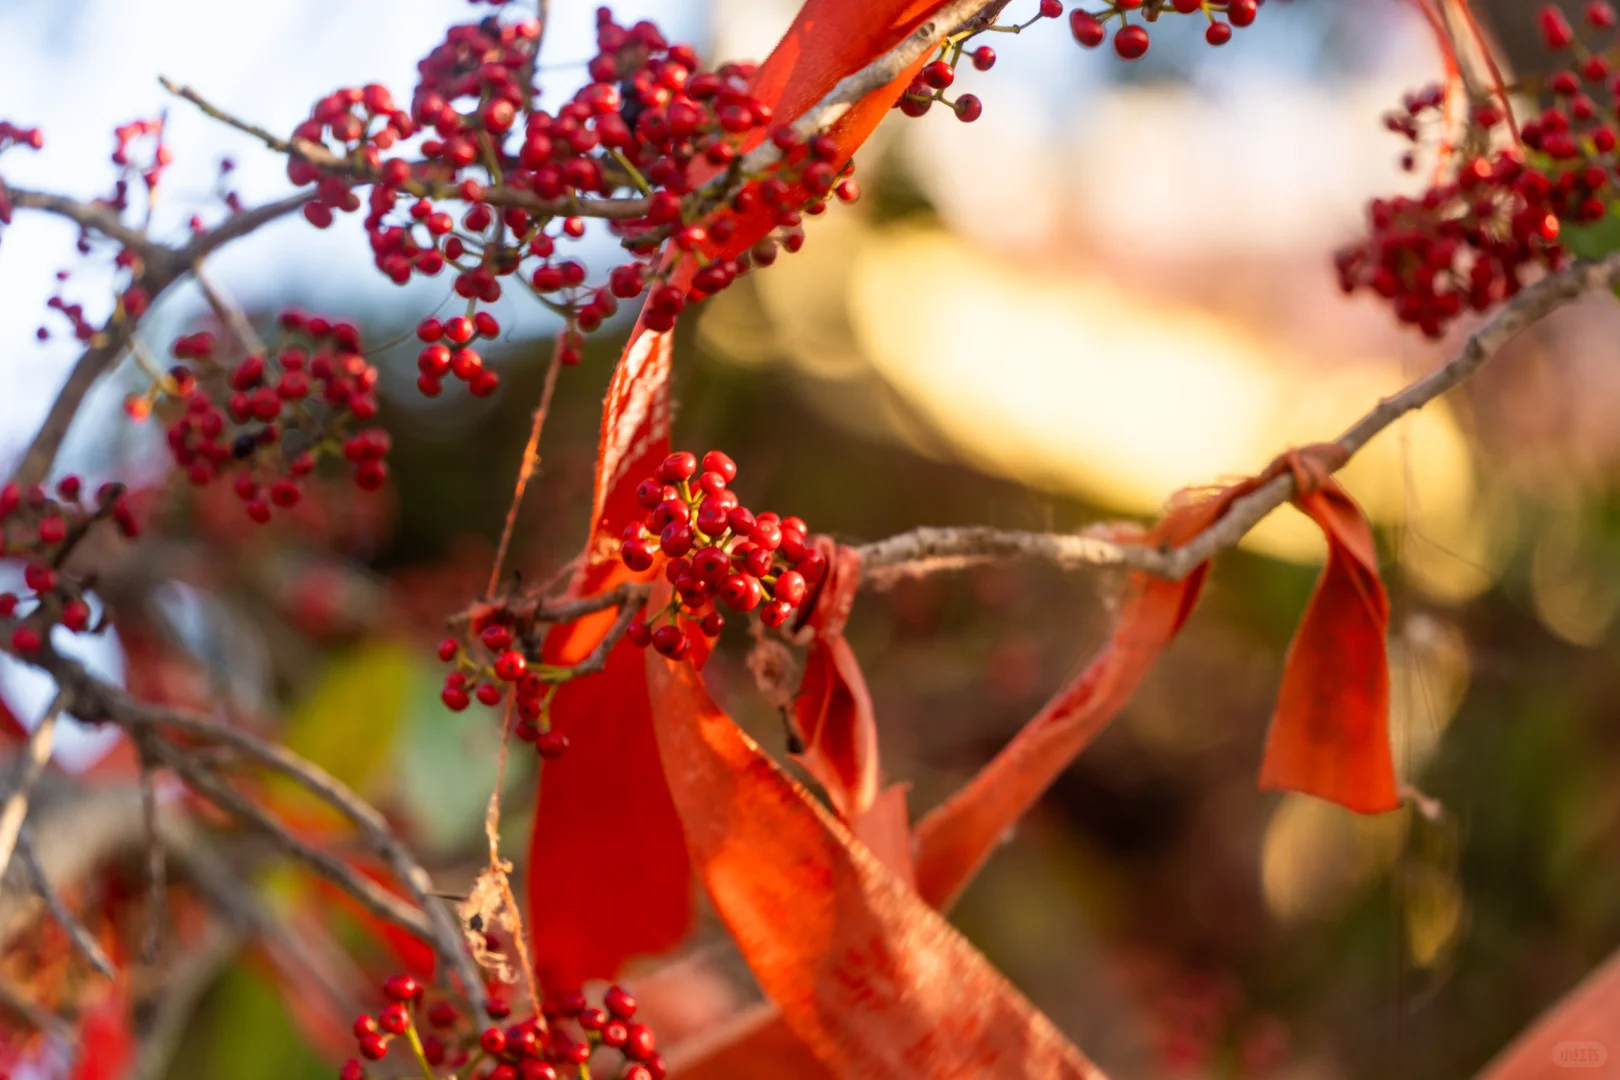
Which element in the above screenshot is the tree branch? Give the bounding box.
[138,734,434,941]
[2,186,160,257]
[16,826,116,979]
[8,189,310,490]
[27,647,490,1025]
[856,253,1620,585]
[0,693,65,882]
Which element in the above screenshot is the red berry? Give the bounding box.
[921,60,955,90]
[1206,22,1232,45]
[37,515,65,544]
[1227,0,1257,27]
[1039,0,1063,16]
[970,45,996,70]
[493,650,526,681]
[604,985,637,1019]
[954,94,983,123]
[438,637,458,662]
[656,451,699,483]
[384,975,421,1002]
[61,599,91,632]
[650,625,690,659]
[341,1060,365,1080]
[1589,0,1618,27]
[622,538,656,572]
[624,1023,656,1061]
[773,569,807,607]
[1540,3,1575,46]
[537,730,569,758]
[480,1027,507,1055]
[760,600,793,629]
[1114,24,1150,58]
[1071,10,1105,45]
[10,626,41,654]
[358,1032,388,1060]
[442,684,470,711]
[379,1004,409,1035]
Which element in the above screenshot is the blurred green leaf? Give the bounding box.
[283,639,414,796]
[397,663,525,853]
[196,966,329,1080]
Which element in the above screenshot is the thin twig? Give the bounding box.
[855,253,1620,586]
[451,579,648,629]
[193,260,266,357]
[0,979,72,1042]
[488,348,563,597]
[16,826,116,979]
[8,190,309,490]
[2,186,160,258]
[138,749,166,964]
[0,693,66,881]
[159,78,649,221]
[28,647,490,1026]
[732,0,999,180]
[139,734,433,940]
[568,588,649,678]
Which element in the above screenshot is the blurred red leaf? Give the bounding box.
[70,986,134,1080]
[645,652,1107,1079]
[1474,945,1620,1079]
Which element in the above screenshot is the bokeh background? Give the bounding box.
[4,0,1620,1076]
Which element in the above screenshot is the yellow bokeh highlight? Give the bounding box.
[1261,796,1408,923]
[825,227,1487,579]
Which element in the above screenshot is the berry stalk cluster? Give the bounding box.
[620,450,826,659]
[135,312,391,523]
[343,974,664,1080]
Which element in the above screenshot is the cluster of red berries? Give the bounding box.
[0,120,45,226]
[1,476,136,657]
[342,975,664,1080]
[1334,150,1569,337]
[619,450,827,658]
[111,116,172,192]
[415,310,505,397]
[896,49,997,123]
[1336,3,1620,337]
[1069,0,1262,58]
[139,312,390,522]
[437,616,569,759]
[281,7,883,398]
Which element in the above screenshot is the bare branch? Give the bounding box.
[856,525,1131,584]
[193,260,266,356]
[855,254,1620,586]
[159,78,649,221]
[138,750,166,964]
[0,978,72,1042]
[28,647,490,1025]
[10,323,146,490]
[16,826,116,979]
[735,0,1000,178]
[568,585,650,678]
[2,186,160,257]
[0,693,65,881]
[9,189,309,491]
[139,734,434,941]
[180,190,313,261]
